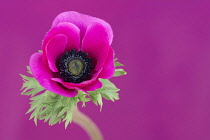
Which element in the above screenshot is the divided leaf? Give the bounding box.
[26,90,77,128]
[114,69,127,77]
[99,79,120,102]
[114,61,124,67]
[21,61,124,127]
[20,74,45,96]
[89,92,103,111]
[20,71,77,128]
[114,59,126,77]
[89,79,120,110]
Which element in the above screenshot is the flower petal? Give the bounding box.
[51,78,102,93]
[42,22,80,65]
[46,34,68,72]
[52,11,113,44]
[82,23,110,72]
[82,80,102,92]
[51,78,76,89]
[51,68,102,89]
[98,47,115,79]
[29,52,78,97]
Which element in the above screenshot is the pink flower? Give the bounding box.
[29,11,115,97]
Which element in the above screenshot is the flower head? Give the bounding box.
[29,11,115,97]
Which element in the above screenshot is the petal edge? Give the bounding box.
[52,11,113,44]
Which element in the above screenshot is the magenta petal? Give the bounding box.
[52,68,102,88]
[42,22,80,65]
[82,23,110,71]
[46,34,68,72]
[51,78,78,90]
[51,78,102,93]
[29,52,78,97]
[82,80,102,92]
[52,11,113,44]
[99,47,115,79]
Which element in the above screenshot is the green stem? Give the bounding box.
[72,108,104,140]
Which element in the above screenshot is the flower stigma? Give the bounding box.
[58,49,93,83]
[68,59,84,76]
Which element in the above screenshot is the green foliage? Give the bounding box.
[20,74,45,96]
[21,73,89,128]
[114,59,127,77]
[89,79,120,110]
[26,90,78,128]
[89,91,103,111]
[21,58,125,127]
[114,69,127,77]
[114,59,124,67]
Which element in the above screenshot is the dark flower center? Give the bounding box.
[58,49,93,83]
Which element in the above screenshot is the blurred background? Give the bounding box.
[1,0,210,140]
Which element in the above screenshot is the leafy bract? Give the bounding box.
[89,79,120,110]
[21,73,89,128]
[21,58,125,127]
[114,59,127,77]
[114,69,127,77]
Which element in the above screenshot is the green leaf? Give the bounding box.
[114,69,127,77]
[100,91,119,101]
[57,107,69,118]
[26,66,32,74]
[114,58,126,76]
[114,61,124,66]
[41,92,71,126]
[89,79,120,110]
[78,95,90,102]
[49,99,62,125]
[114,58,124,66]
[63,98,75,129]
[50,114,65,125]
[21,64,123,127]
[99,79,120,102]
[89,92,103,110]
[20,74,45,96]
[23,87,76,127]
[77,91,90,102]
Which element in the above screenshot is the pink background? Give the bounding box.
[1,0,210,140]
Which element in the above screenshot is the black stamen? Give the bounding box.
[58,49,93,83]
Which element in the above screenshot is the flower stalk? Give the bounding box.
[72,108,104,140]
